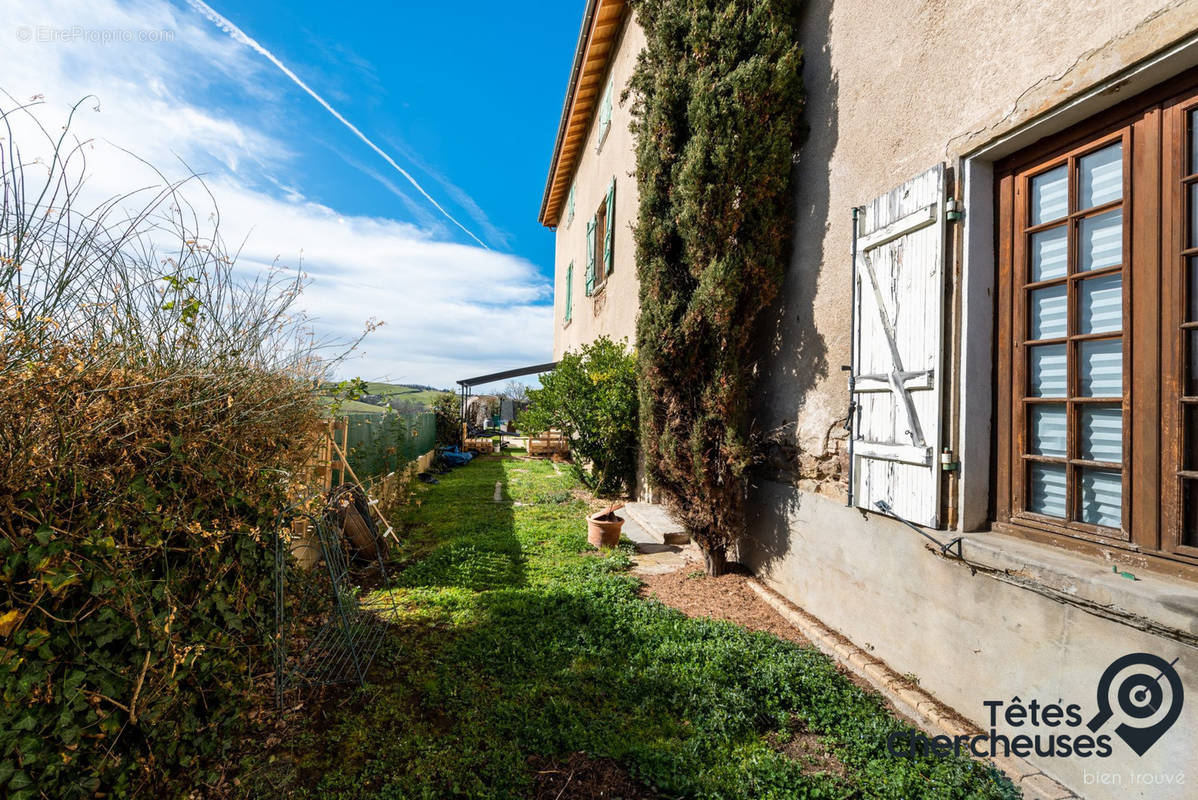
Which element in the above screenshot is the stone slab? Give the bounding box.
[623,502,689,545]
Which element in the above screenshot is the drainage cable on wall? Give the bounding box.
[874,500,963,558]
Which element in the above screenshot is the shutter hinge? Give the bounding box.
[940,447,959,472]
[945,197,964,223]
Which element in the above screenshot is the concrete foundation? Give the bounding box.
[742,483,1198,800]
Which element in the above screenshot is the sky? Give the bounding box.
[0,0,582,388]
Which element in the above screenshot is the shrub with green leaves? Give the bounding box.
[0,99,334,797]
[521,336,638,495]
[432,391,462,446]
[628,0,805,573]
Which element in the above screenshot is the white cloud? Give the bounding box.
[0,0,552,387]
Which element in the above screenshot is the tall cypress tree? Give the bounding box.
[628,0,804,574]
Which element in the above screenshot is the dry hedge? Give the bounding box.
[0,340,325,798]
[0,98,343,797]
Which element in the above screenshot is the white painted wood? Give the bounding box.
[851,164,947,528]
[853,370,934,393]
[856,202,937,251]
[853,440,933,467]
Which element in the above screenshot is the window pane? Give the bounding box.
[1028,463,1067,517]
[1078,273,1122,334]
[1079,406,1122,462]
[1079,339,1122,397]
[1192,110,1198,172]
[1186,405,1198,470]
[1029,284,1067,340]
[1188,257,1198,322]
[1079,468,1121,528]
[1079,143,1122,208]
[1030,226,1067,281]
[1079,209,1123,271]
[1184,479,1198,548]
[1190,182,1198,249]
[1189,330,1198,397]
[1029,344,1067,397]
[1029,405,1066,457]
[1031,165,1068,224]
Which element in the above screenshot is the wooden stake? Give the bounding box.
[328,436,400,544]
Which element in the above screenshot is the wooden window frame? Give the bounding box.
[593,195,609,295]
[996,69,1198,571]
[1162,86,1198,560]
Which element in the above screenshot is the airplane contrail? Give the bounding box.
[185,0,491,250]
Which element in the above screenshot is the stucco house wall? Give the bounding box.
[741,2,1198,798]
[551,18,645,360]
[542,2,1198,797]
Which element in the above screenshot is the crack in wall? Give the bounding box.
[942,0,1191,160]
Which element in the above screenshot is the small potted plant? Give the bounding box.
[587,501,625,549]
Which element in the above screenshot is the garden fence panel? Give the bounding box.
[343,410,436,481]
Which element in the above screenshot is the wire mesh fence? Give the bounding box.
[274,505,401,705]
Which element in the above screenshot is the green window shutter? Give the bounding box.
[567,185,575,226]
[604,178,616,276]
[565,262,573,323]
[585,217,596,296]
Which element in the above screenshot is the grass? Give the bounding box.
[255,454,1019,799]
[362,382,451,408]
[319,382,451,413]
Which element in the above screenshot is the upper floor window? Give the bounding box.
[567,184,575,227]
[596,76,614,152]
[564,261,573,325]
[586,178,616,296]
[996,72,1198,566]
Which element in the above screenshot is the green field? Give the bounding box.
[320,381,451,413]
[362,382,451,407]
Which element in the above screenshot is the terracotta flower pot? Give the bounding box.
[586,511,624,549]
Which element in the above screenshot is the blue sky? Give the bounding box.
[2,0,583,387]
[204,0,576,261]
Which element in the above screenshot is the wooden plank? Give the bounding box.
[858,250,927,448]
[852,370,934,393]
[1162,93,1186,554]
[852,164,946,528]
[328,437,400,544]
[857,202,937,251]
[1131,111,1160,549]
[854,440,932,467]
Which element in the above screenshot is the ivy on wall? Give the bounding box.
[627,0,805,573]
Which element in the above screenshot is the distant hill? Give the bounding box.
[320,381,451,414]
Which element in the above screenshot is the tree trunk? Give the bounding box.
[702,543,727,577]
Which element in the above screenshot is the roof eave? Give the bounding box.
[539,0,626,227]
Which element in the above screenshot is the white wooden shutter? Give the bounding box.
[851,164,947,528]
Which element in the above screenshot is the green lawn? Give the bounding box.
[257,453,1019,799]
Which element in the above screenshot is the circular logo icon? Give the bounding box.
[1087,653,1184,756]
